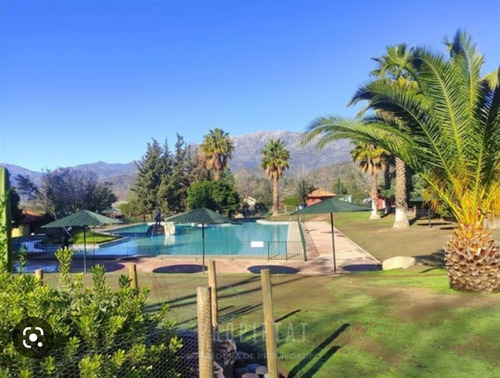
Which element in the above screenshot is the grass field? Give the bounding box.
[35,212,500,377]
[41,228,118,245]
[312,212,500,266]
[42,269,500,377]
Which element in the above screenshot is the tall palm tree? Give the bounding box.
[304,31,500,292]
[369,44,415,229]
[350,142,390,219]
[200,128,235,180]
[260,139,291,215]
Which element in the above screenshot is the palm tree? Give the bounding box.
[200,128,235,180]
[350,142,390,219]
[369,44,416,229]
[304,31,500,292]
[260,139,291,215]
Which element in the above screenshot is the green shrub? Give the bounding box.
[284,196,301,207]
[0,248,182,377]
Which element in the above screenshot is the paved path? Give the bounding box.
[23,220,381,275]
[299,221,381,274]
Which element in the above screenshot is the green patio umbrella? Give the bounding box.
[292,198,370,273]
[42,210,122,273]
[164,208,240,273]
[0,167,12,271]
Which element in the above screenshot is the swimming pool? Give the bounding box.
[94,220,304,260]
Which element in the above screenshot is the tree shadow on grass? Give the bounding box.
[342,264,382,272]
[219,304,263,324]
[152,264,206,273]
[288,323,349,377]
[247,265,300,274]
[71,260,125,273]
[415,250,445,267]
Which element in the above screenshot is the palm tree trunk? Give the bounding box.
[383,165,391,214]
[213,167,221,181]
[370,172,380,220]
[393,157,409,229]
[272,177,279,215]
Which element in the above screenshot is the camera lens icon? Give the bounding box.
[12,317,54,358]
[23,327,45,348]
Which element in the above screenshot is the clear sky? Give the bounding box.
[1,0,499,172]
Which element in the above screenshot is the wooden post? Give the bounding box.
[197,286,214,378]
[208,260,219,335]
[129,263,138,289]
[35,269,43,285]
[261,269,279,378]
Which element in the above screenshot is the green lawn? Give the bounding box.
[41,228,118,245]
[36,212,500,377]
[314,212,500,266]
[42,270,500,377]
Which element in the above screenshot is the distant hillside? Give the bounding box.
[0,164,44,183]
[1,131,352,200]
[0,162,138,201]
[230,130,352,173]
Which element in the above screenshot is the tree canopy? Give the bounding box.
[186,180,240,216]
[16,168,117,218]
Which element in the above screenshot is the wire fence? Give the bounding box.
[2,269,274,378]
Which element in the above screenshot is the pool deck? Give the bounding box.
[25,218,380,275]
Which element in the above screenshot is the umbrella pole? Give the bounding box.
[330,213,337,274]
[202,223,205,274]
[83,226,87,274]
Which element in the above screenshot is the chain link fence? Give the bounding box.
[2,268,277,377]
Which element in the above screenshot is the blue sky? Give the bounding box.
[1,0,499,172]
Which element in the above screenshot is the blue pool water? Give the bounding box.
[95,221,297,259]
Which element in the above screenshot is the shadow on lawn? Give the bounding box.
[415,250,445,267]
[342,264,382,272]
[152,264,206,273]
[247,265,300,274]
[288,323,349,377]
[145,275,309,313]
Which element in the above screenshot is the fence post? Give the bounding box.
[129,263,138,289]
[208,260,219,336]
[261,269,279,378]
[35,269,43,285]
[197,286,214,378]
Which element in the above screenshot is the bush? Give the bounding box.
[186,180,240,215]
[0,248,182,377]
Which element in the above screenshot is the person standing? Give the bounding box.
[61,226,72,249]
[154,208,162,226]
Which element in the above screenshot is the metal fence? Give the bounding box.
[12,237,305,261]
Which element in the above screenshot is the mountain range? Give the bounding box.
[1,131,352,200]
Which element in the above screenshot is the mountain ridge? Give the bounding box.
[1,130,352,200]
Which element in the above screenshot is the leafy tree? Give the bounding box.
[16,169,117,218]
[130,139,166,218]
[186,180,240,215]
[186,144,211,184]
[350,142,390,219]
[0,248,181,376]
[200,128,235,180]
[332,178,348,195]
[8,188,23,226]
[302,31,500,292]
[260,139,291,215]
[295,177,316,205]
[158,135,188,214]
